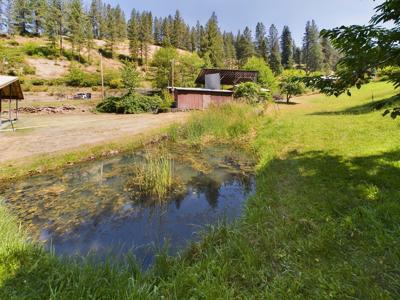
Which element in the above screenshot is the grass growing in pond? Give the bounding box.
[129,151,174,201]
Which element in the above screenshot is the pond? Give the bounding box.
[0,144,255,267]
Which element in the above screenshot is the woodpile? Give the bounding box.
[3,105,77,114]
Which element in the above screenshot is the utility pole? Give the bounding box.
[100,54,105,100]
[171,59,175,88]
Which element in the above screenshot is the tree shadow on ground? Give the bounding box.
[309,94,400,116]
[248,148,400,298]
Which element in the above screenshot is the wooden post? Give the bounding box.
[0,95,2,127]
[15,99,18,120]
[171,59,175,88]
[100,54,105,100]
[8,98,11,122]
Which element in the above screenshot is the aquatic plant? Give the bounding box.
[130,151,174,201]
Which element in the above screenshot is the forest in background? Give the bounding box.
[0,0,340,74]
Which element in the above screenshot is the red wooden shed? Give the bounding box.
[169,87,233,110]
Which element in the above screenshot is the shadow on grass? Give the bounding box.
[310,94,400,116]
[1,149,400,298]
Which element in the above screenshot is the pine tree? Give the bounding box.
[139,11,153,65]
[223,31,237,68]
[281,25,294,69]
[236,26,255,65]
[127,9,140,61]
[68,0,84,58]
[83,12,94,62]
[104,4,117,54]
[153,17,162,45]
[201,12,224,67]
[0,0,5,32]
[268,24,283,74]
[171,10,185,49]
[11,0,32,35]
[114,4,126,40]
[321,36,339,72]
[88,0,100,38]
[293,44,302,65]
[255,22,268,63]
[46,0,65,53]
[302,20,323,72]
[161,15,172,47]
[31,0,47,35]
[4,0,13,34]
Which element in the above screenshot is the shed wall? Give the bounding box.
[175,91,232,110]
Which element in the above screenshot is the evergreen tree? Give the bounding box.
[223,32,237,68]
[321,36,339,72]
[189,26,197,52]
[201,12,224,67]
[67,0,84,57]
[139,11,153,65]
[31,0,47,35]
[104,4,117,54]
[11,0,32,35]
[255,22,268,63]
[281,25,294,69]
[236,26,255,65]
[0,0,5,32]
[171,10,185,49]
[268,24,283,74]
[161,15,172,47]
[46,0,65,53]
[302,20,323,72]
[88,0,101,38]
[114,5,126,40]
[4,0,13,34]
[153,17,162,45]
[83,12,94,62]
[127,9,140,60]
[293,44,302,65]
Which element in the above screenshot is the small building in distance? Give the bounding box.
[0,76,24,128]
[169,69,258,110]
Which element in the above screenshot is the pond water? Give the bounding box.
[0,144,255,267]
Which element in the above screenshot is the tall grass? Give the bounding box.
[130,152,174,201]
[170,102,261,145]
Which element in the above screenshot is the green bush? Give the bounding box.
[23,64,36,75]
[243,56,278,91]
[96,93,163,114]
[64,66,101,87]
[31,78,46,86]
[234,82,271,104]
[23,42,58,58]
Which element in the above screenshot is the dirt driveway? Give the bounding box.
[0,112,188,163]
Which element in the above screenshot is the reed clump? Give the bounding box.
[129,151,174,201]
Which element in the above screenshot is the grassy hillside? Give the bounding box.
[0,82,399,298]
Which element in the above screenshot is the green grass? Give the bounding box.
[129,151,174,201]
[0,81,399,298]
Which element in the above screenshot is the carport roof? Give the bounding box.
[0,76,24,100]
[195,69,259,85]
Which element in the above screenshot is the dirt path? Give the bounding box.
[0,112,188,163]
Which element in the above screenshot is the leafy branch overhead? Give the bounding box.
[302,0,399,117]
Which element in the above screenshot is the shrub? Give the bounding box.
[96,93,163,114]
[31,78,46,86]
[23,64,36,75]
[279,69,306,103]
[121,61,140,92]
[64,65,101,87]
[109,78,123,89]
[243,56,277,91]
[23,42,58,58]
[159,90,174,112]
[234,82,271,104]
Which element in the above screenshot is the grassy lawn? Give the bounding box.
[0,81,399,299]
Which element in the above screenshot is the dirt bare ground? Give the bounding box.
[0,112,188,163]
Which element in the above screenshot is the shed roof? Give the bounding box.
[168,87,233,94]
[195,69,258,86]
[0,76,24,100]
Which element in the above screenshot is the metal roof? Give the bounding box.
[0,76,24,100]
[195,69,259,85]
[168,87,233,94]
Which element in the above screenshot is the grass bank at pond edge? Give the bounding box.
[1,83,399,298]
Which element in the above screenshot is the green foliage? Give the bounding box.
[280,25,294,69]
[234,82,270,104]
[96,93,162,114]
[303,20,323,72]
[150,47,204,88]
[279,69,306,102]
[64,65,101,87]
[268,24,283,75]
[243,56,277,91]
[121,61,140,92]
[23,42,58,57]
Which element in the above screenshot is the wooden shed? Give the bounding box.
[169,87,233,110]
[0,76,24,127]
[169,69,258,110]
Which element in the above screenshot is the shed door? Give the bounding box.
[203,94,211,109]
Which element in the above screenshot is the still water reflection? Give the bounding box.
[1,145,255,266]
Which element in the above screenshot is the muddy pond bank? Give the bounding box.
[0,143,256,267]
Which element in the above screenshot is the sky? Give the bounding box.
[95,0,382,45]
